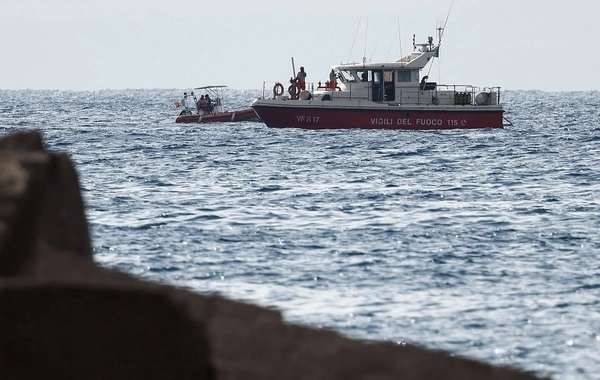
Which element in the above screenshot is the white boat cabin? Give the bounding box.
[301,38,498,106]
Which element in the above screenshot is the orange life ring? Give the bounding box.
[273,82,284,97]
[288,84,300,99]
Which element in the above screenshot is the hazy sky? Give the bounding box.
[2,0,599,91]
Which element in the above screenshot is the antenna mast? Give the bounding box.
[435,0,455,83]
[397,17,403,58]
[347,16,362,63]
[440,0,455,42]
[370,41,378,61]
[437,20,444,45]
[363,17,369,63]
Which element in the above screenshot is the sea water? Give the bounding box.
[1,88,599,379]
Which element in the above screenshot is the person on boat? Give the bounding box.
[329,69,337,89]
[361,71,368,82]
[205,94,213,113]
[181,92,193,114]
[198,95,206,114]
[196,96,202,115]
[296,66,307,90]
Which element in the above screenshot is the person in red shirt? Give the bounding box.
[296,66,307,90]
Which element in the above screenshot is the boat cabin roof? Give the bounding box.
[332,43,438,72]
[335,61,410,71]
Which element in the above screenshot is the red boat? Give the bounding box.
[252,26,506,130]
[175,85,259,124]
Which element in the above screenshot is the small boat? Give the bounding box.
[175,85,259,123]
[251,25,506,130]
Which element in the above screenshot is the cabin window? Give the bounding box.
[357,70,369,82]
[397,70,411,82]
[373,71,382,85]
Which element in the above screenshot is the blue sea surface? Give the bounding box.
[1,88,599,379]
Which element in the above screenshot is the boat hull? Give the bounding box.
[252,102,504,130]
[175,108,259,124]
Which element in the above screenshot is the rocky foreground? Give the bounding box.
[0,130,548,379]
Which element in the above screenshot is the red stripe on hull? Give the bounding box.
[175,108,259,124]
[252,106,504,130]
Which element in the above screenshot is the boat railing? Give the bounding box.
[261,81,317,100]
[432,85,502,106]
[323,83,502,106]
[261,81,501,106]
[391,84,502,106]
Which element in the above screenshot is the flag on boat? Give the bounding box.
[174,101,181,108]
[435,47,440,57]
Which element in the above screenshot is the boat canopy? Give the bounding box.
[194,85,228,90]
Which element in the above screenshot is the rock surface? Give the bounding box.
[0,130,548,379]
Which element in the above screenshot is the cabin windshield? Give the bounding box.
[337,69,371,83]
[338,70,355,82]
